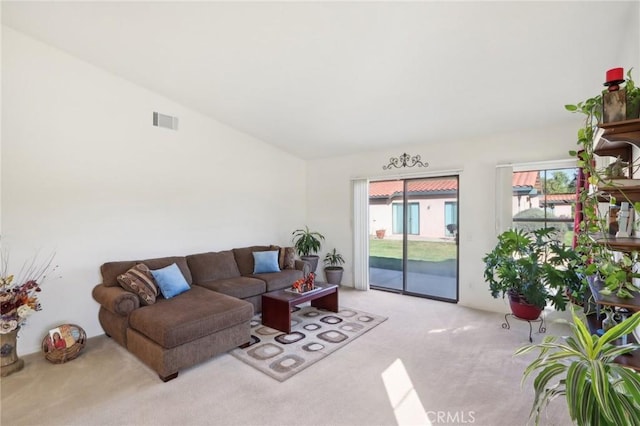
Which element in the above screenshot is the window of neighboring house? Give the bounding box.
[512,167,577,245]
[392,202,420,235]
[445,202,458,237]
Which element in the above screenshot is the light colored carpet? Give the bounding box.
[231,306,387,381]
[0,288,571,426]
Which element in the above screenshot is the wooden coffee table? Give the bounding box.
[261,283,339,333]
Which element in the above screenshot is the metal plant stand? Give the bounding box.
[502,313,545,343]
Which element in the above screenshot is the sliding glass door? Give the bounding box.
[369,176,458,302]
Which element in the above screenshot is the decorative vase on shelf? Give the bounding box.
[1,327,24,377]
[602,310,618,332]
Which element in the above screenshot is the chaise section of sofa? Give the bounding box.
[127,285,252,381]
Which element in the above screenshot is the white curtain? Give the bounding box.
[352,178,370,290]
[495,165,513,235]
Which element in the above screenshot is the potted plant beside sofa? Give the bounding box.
[292,226,325,273]
[323,248,345,285]
[483,227,581,320]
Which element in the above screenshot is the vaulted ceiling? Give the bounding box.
[3,1,639,159]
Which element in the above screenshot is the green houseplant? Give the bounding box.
[567,67,640,300]
[483,227,581,320]
[323,248,345,285]
[516,307,640,426]
[292,226,325,273]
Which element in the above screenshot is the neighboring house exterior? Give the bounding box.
[369,179,458,240]
[512,171,575,218]
[369,171,575,239]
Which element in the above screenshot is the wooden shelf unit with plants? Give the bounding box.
[573,101,640,373]
[586,277,640,371]
[592,119,640,250]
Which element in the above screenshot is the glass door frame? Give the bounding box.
[369,175,459,303]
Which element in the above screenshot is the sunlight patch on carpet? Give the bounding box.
[231,306,387,382]
[382,358,430,425]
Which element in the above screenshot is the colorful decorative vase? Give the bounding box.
[0,327,24,377]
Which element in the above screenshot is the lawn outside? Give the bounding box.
[369,237,456,262]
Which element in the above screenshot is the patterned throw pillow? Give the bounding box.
[282,247,296,270]
[117,263,159,306]
[275,246,296,270]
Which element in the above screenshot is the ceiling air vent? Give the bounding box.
[153,112,179,130]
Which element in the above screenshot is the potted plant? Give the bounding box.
[375,229,386,239]
[292,226,325,273]
[323,248,345,285]
[483,227,581,320]
[625,68,640,119]
[516,307,640,426]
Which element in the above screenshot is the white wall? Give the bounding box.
[1,27,306,354]
[307,123,583,313]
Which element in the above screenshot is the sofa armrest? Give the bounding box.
[92,284,140,316]
[294,260,311,277]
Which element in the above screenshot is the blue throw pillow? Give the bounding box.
[253,250,281,274]
[150,263,190,299]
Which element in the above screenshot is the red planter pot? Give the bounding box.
[508,292,542,320]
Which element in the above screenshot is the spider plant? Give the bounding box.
[516,307,640,425]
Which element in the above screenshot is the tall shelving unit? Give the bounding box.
[587,118,640,371]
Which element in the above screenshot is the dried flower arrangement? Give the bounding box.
[0,251,57,334]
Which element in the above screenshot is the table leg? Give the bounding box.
[311,289,339,312]
[262,296,292,333]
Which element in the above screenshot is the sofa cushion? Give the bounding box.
[195,276,266,299]
[253,250,280,274]
[128,286,253,349]
[233,246,271,276]
[142,256,192,285]
[151,263,191,299]
[251,269,304,292]
[117,263,159,305]
[187,251,241,283]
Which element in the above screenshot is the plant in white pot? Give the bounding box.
[323,248,345,285]
[292,226,325,273]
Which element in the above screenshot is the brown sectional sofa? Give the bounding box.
[92,245,309,381]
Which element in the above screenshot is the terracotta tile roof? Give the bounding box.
[369,172,555,197]
[542,193,575,203]
[513,171,538,188]
[369,179,457,197]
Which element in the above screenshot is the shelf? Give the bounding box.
[593,235,640,252]
[597,184,640,203]
[597,118,640,145]
[594,140,633,161]
[594,118,640,163]
[588,276,640,309]
[585,278,640,371]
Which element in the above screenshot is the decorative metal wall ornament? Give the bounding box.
[382,153,429,170]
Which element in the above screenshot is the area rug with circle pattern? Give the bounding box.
[230,305,387,382]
